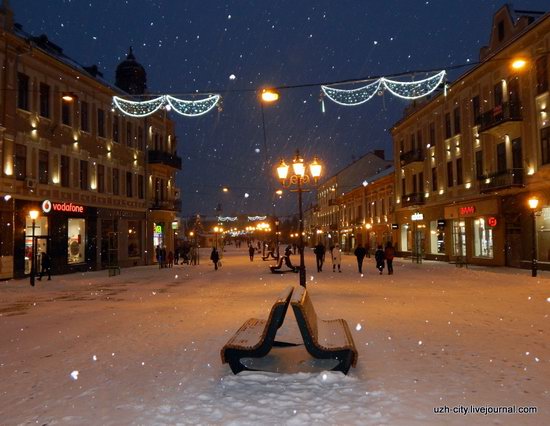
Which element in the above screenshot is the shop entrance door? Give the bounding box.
[452,220,467,261]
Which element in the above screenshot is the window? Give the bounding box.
[126,171,133,197]
[497,20,505,41]
[14,144,26,181]
[474,217,493,258]
[61,99,72,126]
[445,112,451,139]
[39,83,50,118]
[456,158,463,185]
[401,177,406,196]
[17,73,29,110]
[68,218,86,264]
[536,56,548,95]
[429,122,435,146]
[113,115,119,143]
[137,126,144,151]
[453,106,461,134]
[542,127,550,165]
[399,139,404,153]
[431,167,437,192]
[447,161,453,187]
[410,133,416,151]
[128,220,141,257]
[138,174,144,199]
[97,164,105,193]
[126,122,132,147]
[472,95,481,125]
[112,168,120,195]
[494,82,503,106]
[39,150,49,184]
[430,220,445,254]
[412,174,418,193]
[497,142,506,173]
[61,155,70,187]
[80,160,88,190]
[81,101,89,132]
[418,172,424,193]
[475,150,484,178]
[97,108,105,138]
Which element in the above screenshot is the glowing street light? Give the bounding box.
[29,209,40,287]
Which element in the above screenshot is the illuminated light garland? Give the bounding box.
[381,71,446,99]
[321,79,381,106]
[322,70,446,106]
[218,216,237,222]
[248,216,267,221]
[112,95,166,117]
[165,94,220,117]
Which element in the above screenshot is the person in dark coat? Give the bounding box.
[248,245,255,261]
[354,244,367,274]
[313,242,326,272]
[374,245,385,275]
[155,245,161,267]
[38,251,51,281]
[385,242,395,275]
[210,247,220,270]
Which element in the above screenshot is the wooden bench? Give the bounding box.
[290,286,358,374]
[107,265,121,276]
[221,286,294,374]
[270,256,299,273]
[262,251,279,261]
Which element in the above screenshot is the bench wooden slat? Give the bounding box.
[221,286,294,373]
[291,286,358,373]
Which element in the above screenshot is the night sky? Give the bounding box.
[12,0,549,217]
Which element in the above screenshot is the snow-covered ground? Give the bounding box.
[1,247,549,425]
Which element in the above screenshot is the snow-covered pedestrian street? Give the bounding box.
[1,247,549,425]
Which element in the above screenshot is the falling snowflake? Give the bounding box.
[355,323,362,331]
[70,370,79,380]
[229,74,236,80]
[244,193,249,198]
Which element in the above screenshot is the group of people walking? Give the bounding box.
[313,242,343,273]
[354,241,395,275]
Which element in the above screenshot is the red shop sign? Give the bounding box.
[459,206,476,216]
[488,217,497,227]
[42,199,85,214]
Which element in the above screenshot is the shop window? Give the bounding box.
[60,155,70,187]
[153,223,164,248]
[17,72,29,110]
[474,217,493,258]
[39,150,49,184]
[14,143,27,181]
[128,220,141,257]
[400,224,409,252]
[81,101,89,132]
[24,216,49,275]
[452,220,466,257]
[39,83,50,118]
[97,108,105,138]
[68,218,86,264]
[430,221,445,254]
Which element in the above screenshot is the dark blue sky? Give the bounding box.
[12,0,549,217]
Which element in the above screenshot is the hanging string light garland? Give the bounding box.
[321,70,446,106]
[112,94,221,117]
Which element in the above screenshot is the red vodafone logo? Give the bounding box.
[42,199,85,214]
[488,217,497,227]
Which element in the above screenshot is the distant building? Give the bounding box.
[391,5,549,267]
[0,3,181,279]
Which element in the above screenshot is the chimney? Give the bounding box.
[374,150,385,160]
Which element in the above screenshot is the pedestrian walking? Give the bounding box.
[174,248,180,265]
[331,244,342,272]
[210,247,220,270]
[248,245,255,261]
[313,242,326,272]
[167,251,174,268]
[375,245,385,275]
[385,241,395,275]
[354,243,367,274]
[38,251,52,281]
[155,245,161,268]
[160,245,167,268]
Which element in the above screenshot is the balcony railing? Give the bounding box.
[148,150,182,170]
[400,149,424,166]
[478,168,524,193]
[401,192,425,207]
[477,102,522,133]
[150,199,182,212]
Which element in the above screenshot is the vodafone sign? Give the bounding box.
[42,200,85,214]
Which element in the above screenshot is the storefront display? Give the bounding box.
[153,223,164,248]
[24,216,48,274]
[430,220,446,254]
[68,218,86,264]
[128,220,141,257]
[474,217,493,258]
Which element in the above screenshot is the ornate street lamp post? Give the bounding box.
[276,150,322,287]
[528,197,539,277]
[29,209,39,287]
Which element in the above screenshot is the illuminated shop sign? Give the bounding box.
[391,223,399,229]
[488,217,497,227]
[437,219,446,227]
[411,212,424,221]
[459,206,476,215]
[42,200,85,214]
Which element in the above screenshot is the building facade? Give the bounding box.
[391,6,550,267]
[0,5,181,279]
